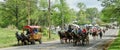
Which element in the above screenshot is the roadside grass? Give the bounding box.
[0,28,59,48]
[108,30,120,50]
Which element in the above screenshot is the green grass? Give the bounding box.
[0,28,16,48]
[108,30,120,50]
[0,28,59,48]
[42,33,59,42]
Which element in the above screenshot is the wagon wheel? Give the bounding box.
[73,41,77,46]
[60,39,63,44]
[81,36,85,46]
[73,38,77,46]
[30,39,35,44]
[38,38,42,44]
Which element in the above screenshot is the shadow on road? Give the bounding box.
[8,39,112,50]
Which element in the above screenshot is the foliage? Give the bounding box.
[99,0,120,24]
[51,0,76,26]
[77,2,86,10]
[76,2,99,25]
[85,8,99,24]
[0,0,77,29]
[76,2,87,25]
[0,0,102,29]
[0,0,37,29]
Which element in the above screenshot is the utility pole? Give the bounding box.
[48,0,51,39]
[60,0,64,30]
[27,0,30,25]
[15,0,18,29]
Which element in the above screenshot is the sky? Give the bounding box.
[0,0,3,2]
[0,0,104,11]
[66,0,104,11]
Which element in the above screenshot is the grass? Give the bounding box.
[108,30,120,50]
[0,28,59,48]
[0,28,16,48]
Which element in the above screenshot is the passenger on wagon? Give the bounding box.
[33,28,38,34]
[73,27,79,35]
[99,29,103,39]
[78,28,82,35]
[82,28,87,34]
[26,29,30,35]
[67,25,73,33]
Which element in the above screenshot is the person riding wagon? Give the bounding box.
[23,25,42,44]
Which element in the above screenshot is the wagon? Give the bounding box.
[23,25,42,44]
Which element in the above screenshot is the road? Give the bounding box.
[0,29,119,50]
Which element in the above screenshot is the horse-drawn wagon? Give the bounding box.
[58,24,90,46]
[15,25,42,45]
[23,25,42,44]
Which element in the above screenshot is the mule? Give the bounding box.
[72,32,82,46]
[82,32,89,45]
[58,31,73,44]
[15,32,24,45]
[92,31,98,40]
[20,33,30,45]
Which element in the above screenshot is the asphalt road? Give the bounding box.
[0,29,119,50]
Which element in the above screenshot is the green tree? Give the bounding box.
[37,0,48,26]
[99,0,120,24]
[51,0,76,26]
[0,0,25,28]
[85,8,99,24]
[77,2,86,10]
[77,2,88,25]
[0,0,39,29]
[0,0,77,29]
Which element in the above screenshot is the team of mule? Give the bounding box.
[15,26,42,45]
[15,25,107,46]
[58,24,106,46]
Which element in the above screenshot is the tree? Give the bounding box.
[99,0,120,24]
[50,0,76,26]
[0,0,25,28]
[0,0,76,29]
[0,0,39,29]
[85,8,99,24]
[77,2,88,25]
[37,0,48,26]
[77,2,86,10]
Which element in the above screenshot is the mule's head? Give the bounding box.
[15,31,19,36]
[20,32,26,37]
[58,31,61,35]
[15,31,23,40]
